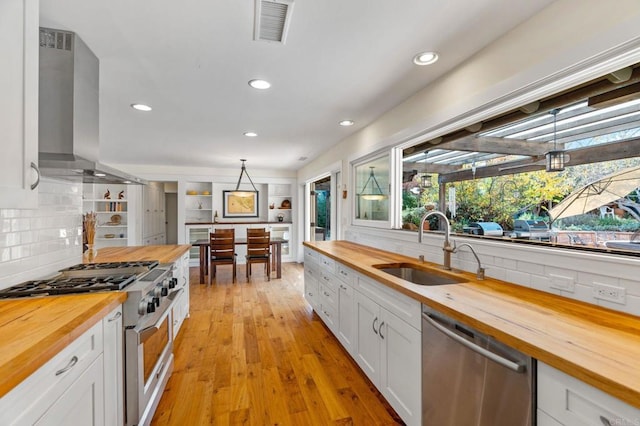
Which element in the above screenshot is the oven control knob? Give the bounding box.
[147,302,155,313]
[153,286,163,298]
[153,296,160,307]
[169,278,177,289]
[138,300,148,315]
[161,287,168,296]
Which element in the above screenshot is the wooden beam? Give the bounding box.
[402,161,460,174]
[439,138,640,183]
[437,135,551,156]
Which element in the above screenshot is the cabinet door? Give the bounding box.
[379,308,421,426]
[337,281,355,355]
[0,0,39,208]
[354,291,381,383]
[103,306,123,426]
[35,356,105,426]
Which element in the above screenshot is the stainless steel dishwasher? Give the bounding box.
[422,305,535,425]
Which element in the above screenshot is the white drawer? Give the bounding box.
[303,247,318,262]
[537,362,640,426]
[335,262,357,286]
[0,320,104,425]
[319,283,337,308]
[357,275,421,330]
[318,254,336,273]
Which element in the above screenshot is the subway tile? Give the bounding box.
[505,269,532,288]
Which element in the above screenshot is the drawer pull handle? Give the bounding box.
[323,291,330,297]
[108,311,122,322]
[600,416,612,426]
[55,356,78,376]
[323,276,329,281]
[379,321,385,339]
[340,284,347,290]
[373,317,378,335]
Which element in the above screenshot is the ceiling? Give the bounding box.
[39,0,555,172]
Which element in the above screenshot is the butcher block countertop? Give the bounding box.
[0,292,126,398]
[90,244,191,264]
[304,240,640,409]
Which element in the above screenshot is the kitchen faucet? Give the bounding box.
[419,211,454,270]
[453,242,485,280]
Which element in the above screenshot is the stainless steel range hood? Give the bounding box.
[38,28,146,185]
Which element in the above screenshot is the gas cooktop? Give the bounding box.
[0,275,137,299]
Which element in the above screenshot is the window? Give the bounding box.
[354,155,390,224]
[397,62,640,255]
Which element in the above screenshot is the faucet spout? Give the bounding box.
[453,242,485,280]
[418,211,453,270]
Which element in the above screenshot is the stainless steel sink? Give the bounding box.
[373,263,467,286]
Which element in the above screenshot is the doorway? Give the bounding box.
[309,176,331,241]
[164,182,178,245]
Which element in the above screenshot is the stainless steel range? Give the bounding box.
[0,260,181,426]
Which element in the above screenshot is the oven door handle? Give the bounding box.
[137,288,184,342]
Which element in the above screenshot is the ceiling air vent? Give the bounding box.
[254,0,294,44]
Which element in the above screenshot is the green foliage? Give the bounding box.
[554,214,640,232]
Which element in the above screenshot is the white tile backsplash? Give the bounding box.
[0,179,83,288]
[347,226,640,316]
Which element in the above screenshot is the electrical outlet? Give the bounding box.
[549,273,575,292]
[593,282,626,304]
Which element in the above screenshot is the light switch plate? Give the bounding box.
[549,273,575,292]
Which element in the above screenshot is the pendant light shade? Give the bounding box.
[230,159,258,197]
[420,173,432,188]
[545,109,565,172]
[359,167,387,200]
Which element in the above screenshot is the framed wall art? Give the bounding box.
[223,190,259,218]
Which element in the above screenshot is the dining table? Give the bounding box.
[192,238,285,283]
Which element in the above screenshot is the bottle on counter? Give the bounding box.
[214,210,219,223]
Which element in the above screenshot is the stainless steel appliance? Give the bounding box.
[464,221,504,236]
[422,305,534,425]
[513,219,551,241]
[0,261,181,426]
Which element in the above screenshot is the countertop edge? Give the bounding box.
[303,240,640,409]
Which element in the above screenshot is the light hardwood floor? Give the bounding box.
[151,263,403,425]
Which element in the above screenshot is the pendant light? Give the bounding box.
[230,159,258,197]
[359,167,387,200]
[420,151,433,188]
[545,109,565,172]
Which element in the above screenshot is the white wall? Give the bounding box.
[0,179,83,288]
[296,0,640,315]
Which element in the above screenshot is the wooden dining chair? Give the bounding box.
[209,228,236,283]
[246,228,270,281]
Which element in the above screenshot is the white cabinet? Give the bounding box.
[0,305,124,426]
[353,282,421,426]
[0,0,40,209]
[103,306,123,426]
[172,252,190,337]
[303,246,421,426]
[143,182,166,245]
[537,362,640,426]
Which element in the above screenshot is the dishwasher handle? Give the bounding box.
[423,312,526,373]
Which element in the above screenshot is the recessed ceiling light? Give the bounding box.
[248,79,271,89]
[131,103,152,111]
[339,120,354,126]
[244,132,258,137]
[413,51,439,66]
[94,172,106,177]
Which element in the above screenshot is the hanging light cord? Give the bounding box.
[360,167,384,195]
[234,159,258,192]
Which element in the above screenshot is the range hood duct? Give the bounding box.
[38,28,146,185]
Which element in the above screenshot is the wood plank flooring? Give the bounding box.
[151,263,403,425]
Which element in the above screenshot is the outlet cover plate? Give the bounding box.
[593,282,626,304]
